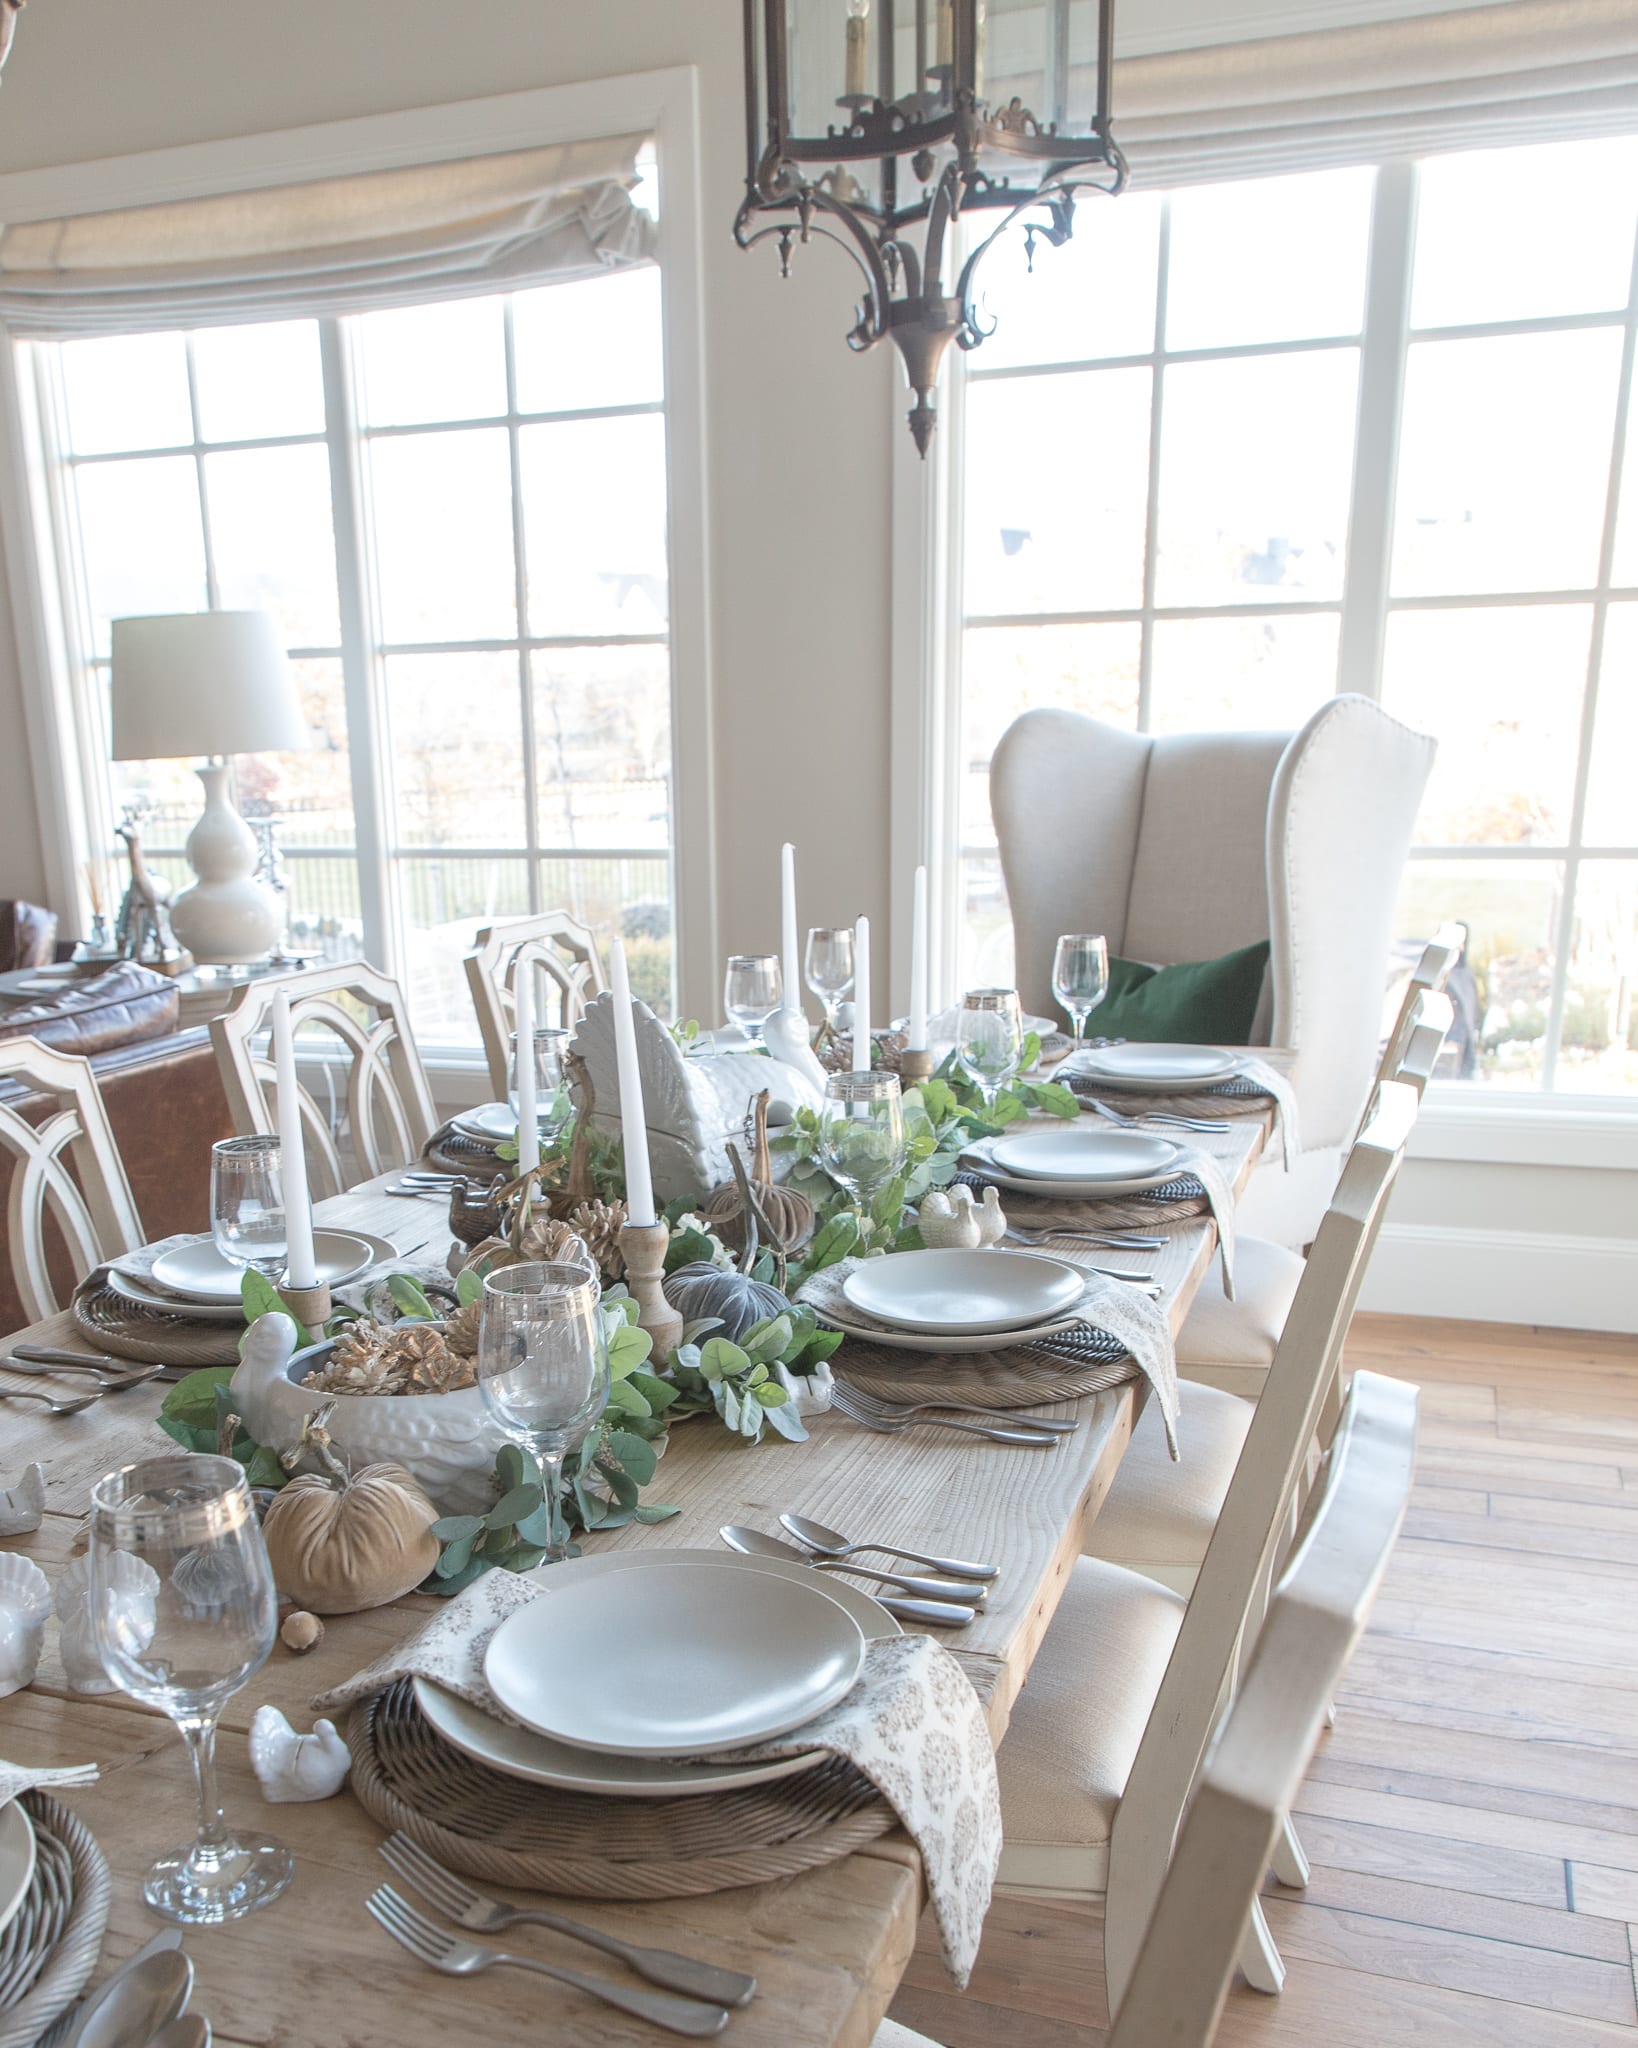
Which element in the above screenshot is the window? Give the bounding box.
[952,135,1638,1098]
[31,233,674,1050]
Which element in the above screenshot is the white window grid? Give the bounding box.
[950,155,1638,1095]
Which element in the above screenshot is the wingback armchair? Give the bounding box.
[990,695,1436,1245]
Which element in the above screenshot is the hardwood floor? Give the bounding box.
[885,1312,1638,2048]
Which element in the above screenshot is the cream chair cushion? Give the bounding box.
[1081,1383,1252,1578]
[873,2022,941,2047]
[1177,1237,1305,1368]
[995,1557,1186,1895]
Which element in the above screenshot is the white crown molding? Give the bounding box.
[1361,1222,1638,1335]
[1114,0,1491,58]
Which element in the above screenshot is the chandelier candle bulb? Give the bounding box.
[909,863,929,1053]
[853,915,872,1073]
[608,939,657,1228]
[935,0,952,70]
[781,842,801,1015]
[844,0,869,99]
[272,990,317,1293]
[514,960,539,1181]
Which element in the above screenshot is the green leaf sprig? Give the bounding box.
[663,1306,841,1445]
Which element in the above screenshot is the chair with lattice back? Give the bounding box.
[464,910,606,1098]
[0,1039,145,1321]
[209,963,437,1199]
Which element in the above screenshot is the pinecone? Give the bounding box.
[443,1299,482,1357]
[566,1198,628,1283]
[519,1214,594,1267]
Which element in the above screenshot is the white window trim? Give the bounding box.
[0,66,723,1031]
[888,149,1638,1165]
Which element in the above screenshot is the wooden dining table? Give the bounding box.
[0,1085,1281,2048]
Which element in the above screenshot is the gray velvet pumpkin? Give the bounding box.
[662,1262,790,1344]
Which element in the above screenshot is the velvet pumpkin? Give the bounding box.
[261,1460,439,1614]
[661,1262,791,1344]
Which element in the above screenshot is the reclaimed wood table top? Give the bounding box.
[0,1091,1279,2048]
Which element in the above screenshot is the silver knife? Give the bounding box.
[52,1928,185,2048]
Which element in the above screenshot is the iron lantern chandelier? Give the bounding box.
[738,0,1126,452]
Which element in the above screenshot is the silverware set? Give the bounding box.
[1004,1223,1166,1251]
[58,1935,202,2048]
[369,1835,751,2036]
[829,1383,1077,1435]
[719,1513,1004,1629]
[387,1172,459,1198]
[0,1346,157,1409]
[830,1379,1062,1447]
[1081,1095,1231,1134]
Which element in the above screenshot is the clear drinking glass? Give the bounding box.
[476,1262,610,1565]
[723,954,782,1044]
[1052,934,1111,1053]
[804,927,856,1032]
[509,1026,574,1147]
[88,1455,292,1924]
[209,1136,287,1281]
[958,988,1026,1107]
[818,1072,907,1222]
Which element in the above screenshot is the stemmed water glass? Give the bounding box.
[476,1262,610,1565]
[1052,934,1111,1055]
[209,1136,287,1281]
[509,1026,574,1149]
[804,927,856,1034]
[957,988,1026,1109]
[818,1072,907,1228]
[89,1454,292,1924]
[723,954,783,1045]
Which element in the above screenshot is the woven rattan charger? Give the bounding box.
[0,1796,111,2048]
[70,1275,241,1368]
[346,1682,893,1899]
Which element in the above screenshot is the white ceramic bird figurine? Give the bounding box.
[0,1554,50,1697]
[918,1184,982,1250]
[55,1551,159,1693]
[0,1463,44,1536]
[974,1184,1008,1248]
[248,1704,350,1802]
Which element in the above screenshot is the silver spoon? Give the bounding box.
[719,1527,984,1612]
[77,1951,193,2048]
[148,2017,210,2048]
[0,1386,101,1415]
[779,1513,999,1583]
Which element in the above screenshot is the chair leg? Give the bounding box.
[1270,1814,1310,1890]
[1239,1896,1286,1996]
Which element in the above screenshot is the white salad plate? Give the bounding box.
[962,1137,1186,1200]
[842,1246,1084,1336]
[454,1103,515,1142]
[0,1801,36,1940]
[107,1268,249,1324]
[988,1128,1182,1184]
[484,1558,868,1757]
[417,1550,898,1797]
[1069,1043,1240,1089]
[148,1230,397,1304]
[818,1303,1084,1353]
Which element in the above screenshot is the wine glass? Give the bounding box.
[723,954,782,1045]
[804,927,856,1033]
[1052,933,1110,1055]
[476,1262,610,1565]
[88,1454,292,1924]
[509,1026,574,1148]
[209,1136,287,1281]
[818,1072,907,1226]
[958,988,1026,1108]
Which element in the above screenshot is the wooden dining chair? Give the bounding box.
[1180,926,1464,1405]
[0,1038,144,1320]
[209,963,437,1199]
[464,910,606,1099]
[1102,1370,1419,2048]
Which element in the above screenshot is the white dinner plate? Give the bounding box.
[416,1550,898,1797]
[0,1802,36,1941]
[842,1247,1084,1336]
[1069,1043,1241,1089]
[148,1230,397,1304]
[485,1558,867,1757]
[988,1128,1182,1184]
[107,1267,249,1324]
[818,1302,1086,1353]
[962,1138,1186,1201]
[454,1103,515,1142]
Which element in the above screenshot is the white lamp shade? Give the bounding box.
[110,610,309,761]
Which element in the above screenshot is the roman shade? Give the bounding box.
[0,133,656,337]
[1114,0,1638,187]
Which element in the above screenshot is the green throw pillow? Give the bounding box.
[1094,939,1271,1045]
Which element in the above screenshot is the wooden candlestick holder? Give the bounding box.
[617,1219,683,1364]
[898,1048,935,1085]
[276,1278,333,1341]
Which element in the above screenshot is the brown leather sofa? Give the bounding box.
[0,960,234,1333]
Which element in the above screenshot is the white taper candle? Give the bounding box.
[608,939,657,1227]
[514,961,539,1179]
[781,842,801,1015]
[852,914,872,1073]
[909,863,929,1052]
[272,989,317,1291]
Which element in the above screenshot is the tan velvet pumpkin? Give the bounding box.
[261,1459,440,1615]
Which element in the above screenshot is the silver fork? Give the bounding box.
[365,1887,730,2037]
[1005,1223,1166,1251]
[1083,1096,1231,1134]
[379,1835,755,2008]
[0,1385,100,1414]
[834,1381,1078,1435]
[1,1355,155,1390]
[830,1384,1057,1447]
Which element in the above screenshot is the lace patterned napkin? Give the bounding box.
[799,1255,1180,1456]
[316,1573,1002,1985]
[0,1761,97,1806]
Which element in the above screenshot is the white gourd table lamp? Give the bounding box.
[110,611,309,966]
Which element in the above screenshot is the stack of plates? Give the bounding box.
[414,1549,898,1798]
[451,1103,515,1144]
[820,1246,1089,1354]
[108,1229,396,1323]
[964,1125,1188,1199]
[1066,1043,1243,1092]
